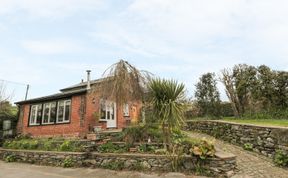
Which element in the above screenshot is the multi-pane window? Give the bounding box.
[57,100,71,123]
[123,103,130,117]
[29,99,71,126]
[42,102,57,124]
[100,99,116,121]
[30,104,42,125]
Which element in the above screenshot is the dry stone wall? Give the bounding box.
[0,148,236,177]
[186,120,288,158]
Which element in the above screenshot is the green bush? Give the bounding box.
[123,125,145,145]
[4,154,16,162]
[274,150,288,167]
[62,157,75,168]
[181,138,215,160]
[59,140,73,151]
[98,142,127,153]
[3,138,84,152]
[243,143,253,151]
[138,144,156,153]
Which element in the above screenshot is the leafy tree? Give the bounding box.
[221,64,288,118]
[274,71,288,109]
[232,64,258,113]
[195,72,221,117]
[256,65,276,110]
[148,78,186,147]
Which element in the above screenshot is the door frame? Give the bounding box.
[105,101,117,128]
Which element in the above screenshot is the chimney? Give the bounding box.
[86,70,91,90]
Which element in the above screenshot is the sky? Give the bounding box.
[0,0,288,103]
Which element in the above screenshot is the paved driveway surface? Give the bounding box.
[0,161,205,178]
[186,131,288,178]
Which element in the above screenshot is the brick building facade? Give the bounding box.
[15,76,142,138]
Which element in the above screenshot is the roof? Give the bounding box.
[60,78,105,92]
[15,89,87,105]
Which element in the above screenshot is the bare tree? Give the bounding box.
[0,82,13,112]
[99,59,151,106]
[220,69,241,117]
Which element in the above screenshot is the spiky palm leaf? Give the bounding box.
[149,78,186,133]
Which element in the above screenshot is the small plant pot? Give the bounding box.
[129,147,137,152]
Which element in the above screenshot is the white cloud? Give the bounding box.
[21,39,83,54]
[0,0,104,18]
[91,0,288,66]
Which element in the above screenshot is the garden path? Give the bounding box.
[186,131,288,178]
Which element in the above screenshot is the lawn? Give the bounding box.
[221,117,288,127]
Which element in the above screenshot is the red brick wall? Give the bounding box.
[17,91,142,137]
[19,95,85,137]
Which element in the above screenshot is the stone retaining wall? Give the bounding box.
[186,120,288,158]
[0,148,236,177]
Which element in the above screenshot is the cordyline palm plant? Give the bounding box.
[100,59,150,106]
[148,78,187,148]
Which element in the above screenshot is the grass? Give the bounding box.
[221,117,288,127]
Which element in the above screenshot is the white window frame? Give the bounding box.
[56,99,71,123]
[29,104,41,126]
[42,102,56,125]
[99,99,116,121]
[123,103,130,117]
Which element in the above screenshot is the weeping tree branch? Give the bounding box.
[99,59,152,106]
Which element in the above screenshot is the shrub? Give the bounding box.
[182,138,215,160]
[123,125,145,145]
[43,140,55,151]
[274,150,288,167]
[101,161,124,170]
[3,138,84,152]
[243,143,253,151]
[4,154,16,162]
[59,140,73,151]
[3,139,39,150]
[138,144,156,153]
[98,142,127,153]
[62,157,75,168]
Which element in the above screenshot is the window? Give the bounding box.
[57,100,71,123]
[42,102,57,124]
[100,99,106,120]
[29,104,42,125]
[99,99,116,121]
[123,103,130,117]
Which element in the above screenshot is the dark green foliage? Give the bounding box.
[195,73,221,118]
[148,78,186,145]
[220,102,234,117]
[98,142,127,153]
[221,64,288,119]
[274,150,288,167]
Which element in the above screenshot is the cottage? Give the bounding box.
[15,71,142,138]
